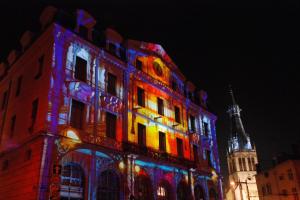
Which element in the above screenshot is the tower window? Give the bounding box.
[157,97,164,116]
[138,123,146,146]
[106,112,117,139]
[15,76,23,97]
[137,87,145,107]
[10,115,16,138]
[175,106,181,124]
[248,157,253,171]
[159,131,166,152]
[176,138,183,158]
[107,72,117,96]
[206,150,212,166]
[203,122,209,136]
[136,58,143,70]
[35,55,44,79]
[238,158,243,171]
[70,99,85,130]
[242,158,247,171]
[74,56,87,82]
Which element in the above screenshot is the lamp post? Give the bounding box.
[49,128,82,200]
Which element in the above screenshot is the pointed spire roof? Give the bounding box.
[227,86,252,152]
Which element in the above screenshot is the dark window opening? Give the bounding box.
[108,43,117,55]
[119,47,127,61]
[137,87,145,107]
[203,122,209,136]
[248,157,252,171]
[1,91,8,110]
[193,145,199,163]
[10,115,16,138]
[136,58,143,71]
[159,131,166,152]
[106,112,116,139]
[172,81,177,91]
[98,170,120,200]
[242,158,247,171]
[157,97,164,116]
[78,25,88,38]
[190,115,196,132]
[138,123,146,147]
[107,72,117,96]
[176,138,183,158]
[207,150,212,167]
[251,157,256,171]
[16,76,22,97]
[29,98,39,132]
[70,99,85,130]
[74,56,87,82]
[35,55,44,79]
[175,106,181,124]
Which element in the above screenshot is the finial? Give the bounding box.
[228,85,237,105]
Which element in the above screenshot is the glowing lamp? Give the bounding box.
[230,181,235,187]
[135,165,141,173]
[119,161,125,170]
[66,129,81,141]
[185,175,189,182]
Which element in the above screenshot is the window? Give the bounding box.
[159,131,166,152]
[107,72,117,96]
[29,98,39,132]
[262,186,266,196]
[78,25,88,38]
[190,115,196,132]
[172,81,177,91]
[288,169,294,180]
[266,183,272,195]
[157,97,164,115]
[138,123,146,146]
[248,157,253,171]
[175,106,181,124]
[74,56,87,82]
[137,87,145,107]
[35,55,44,79]
[193,145,199,163]
[1,91,8,110]
[25,149,32,161]
[10,115,16,138]
[97,170,120,200]
[70,99,85,129]
[2,160,8,171]
[203,122,209,136]
[106,112,117,139]
[251,157,256,170]
[136,58,143,70]
[232,159,237,172]
[238,158,243,171]
[207,150,212,166]
[242,158,247,171]
[15,76,22,96]
[176,138,184,158]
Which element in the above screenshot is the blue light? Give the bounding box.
[135,160,188,175]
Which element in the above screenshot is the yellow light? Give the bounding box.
[230,181,235,187]
[135,165,141,173]
[119,161,125,170]
[66,129,80,141]
[185,175,189,182]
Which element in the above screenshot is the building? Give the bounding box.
[256,152,300,200]
[225,88,259,200]
[0,6,223,200]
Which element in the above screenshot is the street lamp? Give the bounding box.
[49,127,82,200]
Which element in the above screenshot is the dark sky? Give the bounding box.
[1,0,300,180]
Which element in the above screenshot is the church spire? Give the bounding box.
[227,86,252,152]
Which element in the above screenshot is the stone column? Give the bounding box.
[189,168,196,200]
[127,154,137,198]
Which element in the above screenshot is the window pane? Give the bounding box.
[74,56,87,82]
[175,106,180,123]
[157,97,164,115]
[137,87,145,107]
[107,73,117,95]
[70,99,85,129]
[106,112,116,139]
[177,138,183,158]
[159,131,166,152]
[138,123,146,146]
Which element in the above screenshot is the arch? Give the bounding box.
[177,180,192,200]
[60,162,85,200]
[97,170,120,200]
[134,174,154,200]
[194,184,205,200]
[209,188,218,200]
[157,179,174,200]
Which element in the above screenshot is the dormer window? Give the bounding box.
[172,81,177,91]
[190,115,196,132]
[108,43,117,55]
[136,58,143,71]
[157,97,164,116]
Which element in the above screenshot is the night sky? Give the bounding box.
[1,0,299,181]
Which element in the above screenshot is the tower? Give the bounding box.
[226,87,259,200]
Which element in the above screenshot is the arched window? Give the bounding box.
[177,181,191,200]
[97,170,120,200]
[60,163,85,200]
[135,175,154,200]
[194,184,205,200]
[157,180,173,200]
[209,188,217,200]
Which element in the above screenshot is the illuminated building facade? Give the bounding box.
[225,88,259,200]
[0,6,222,200]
